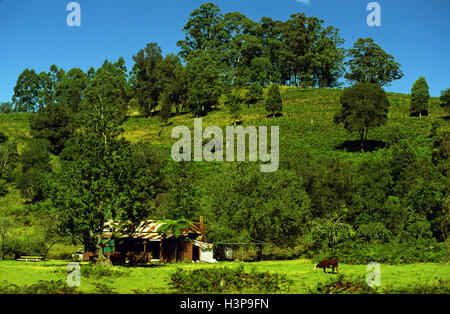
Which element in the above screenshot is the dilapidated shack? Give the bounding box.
[83,218,215,264]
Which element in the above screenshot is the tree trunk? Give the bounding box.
[95,233,111,266]
[360,131,365,153]
[256,244,263,262]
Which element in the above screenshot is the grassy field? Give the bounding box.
[0,259,449,294]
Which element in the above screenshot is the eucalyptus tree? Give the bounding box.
[345,38,404,86]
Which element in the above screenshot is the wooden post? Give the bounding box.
[143,240,147,263]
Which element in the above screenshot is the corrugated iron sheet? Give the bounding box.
[103,220,202,240]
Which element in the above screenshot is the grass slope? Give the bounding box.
[0,259,448,294]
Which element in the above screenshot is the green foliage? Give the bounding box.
[29,102,73,155]
[12,69,42,112]
[383,279,450,294]
[206,164,311,259]
[334,82,390,152]
[157,219,195,238]
[159,161,202,221]
[265,84,282,116]
[0,102,13,114]
[0,134,18,182]
[169,265,292,294]
[80,264,128,279]
[280,13,345,87]
[186,52,222,116]
[321,241,448,264]
[131,43,163,117]
[439,88,450,114]
[410,77,430,116]
[19,139,51,173]
[0,280,81,294]
[55,68,89,113]
[177,2,224,61]
[2,234,47,260]
[345,38,404,86]
[244,82,264,107]
[225,90,243,123]
[159,53,187,119]
[308,274,375,294]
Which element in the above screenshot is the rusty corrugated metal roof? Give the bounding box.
[103,220,202,239]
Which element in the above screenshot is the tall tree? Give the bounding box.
[131,43,163,117]
[279,14,344,87]
[177,2,225,60]
[53,64,160,265]
[29,102,73,155]
[12,69,41,112]
[410,77,430,117]
[265,84,282,116]
[345,38,404,86]
[159,53,187,118]
[12,66,65,112]
[259,17,283,84]
[55,68,89,113]
[334,82,390,152]
[186,51,222,116]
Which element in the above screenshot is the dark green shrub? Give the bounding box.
[410,77,430,116]
[79,264,128,279]
[0,180,8,197]
[169,265,292,294]
[321,241,448,265]
[308,274,376,294]
[3,236,47,259]
[384,279,450,294]
[440,88,450,114]
[0,280,81,294]
[265,84,282,116]
[356,222,392,243]
[245,82,264,107]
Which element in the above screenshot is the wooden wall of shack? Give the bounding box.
[83,238,201,263]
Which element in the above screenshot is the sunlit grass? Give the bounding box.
[0,259,448,294]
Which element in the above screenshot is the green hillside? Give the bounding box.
[0,87,447,214]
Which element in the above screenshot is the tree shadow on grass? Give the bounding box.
[335,140,386,153]
[266,113,284,118]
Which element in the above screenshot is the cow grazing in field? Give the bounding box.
[314,259,339,274]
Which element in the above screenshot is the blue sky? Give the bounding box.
[0,0,448,103]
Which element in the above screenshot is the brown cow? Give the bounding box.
[314,259,339,274]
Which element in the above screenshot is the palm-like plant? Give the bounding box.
[157,218,196,262]
[157,219,196,238]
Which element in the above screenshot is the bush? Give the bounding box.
[410,77,430,116]
[0,180,8,197]
[384,279,450,294]
[169,265,292,294]
[245,82,264,107]
[80,264,129,279]
[3,235,47,260]
[308,274,376,294]
[265,84,282,116]
[320,241,448,264]
[309,275,450,294]
[356,222,392,243]
[0,280,81,294]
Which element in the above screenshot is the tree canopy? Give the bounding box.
[334,82,390,152]
[345,38,403,87]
